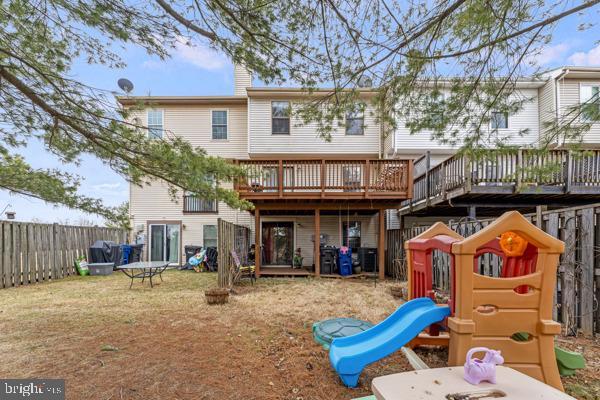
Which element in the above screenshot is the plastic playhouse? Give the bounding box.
[329,211,578,391]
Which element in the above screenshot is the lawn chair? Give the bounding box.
[231,250,256,285]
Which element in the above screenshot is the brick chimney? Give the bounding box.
[233,64,252,96]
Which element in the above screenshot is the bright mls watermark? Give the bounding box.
[0,380,64,399]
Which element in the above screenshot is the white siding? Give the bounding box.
[538,80,556,140]
[130,180,253,262]
[138,104,248,159]
[234,65,253,96]
[248,97,380,155]
[558,79,600,144]
[393,88,540,152]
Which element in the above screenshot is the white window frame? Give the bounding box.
[490,111,509,130]
[211,109,229,140]
[345,106,365,135]
[203,224,218,248]
[580,83,600,122]
[147,109,164,139]
[271,101,291,135]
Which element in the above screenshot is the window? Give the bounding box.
[203,225,218,248]
[581,85,600,121]
[183,176,217,213]
[342,221,361,252]
[345,109,364,135]
[212,110,228,140]
[343,165,362,192]
[147,110,163,139]
[491,111,508,129]
[272,101,290,134]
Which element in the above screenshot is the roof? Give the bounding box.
[116,95,247,106]
[542,66,600,79]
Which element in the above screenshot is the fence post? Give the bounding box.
[546,213,560,322]
[580,208,594,335]
[561,211,577,335]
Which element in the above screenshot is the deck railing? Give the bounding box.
[404,149,600,206]
[235,158,413,200]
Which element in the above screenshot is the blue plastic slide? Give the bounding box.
[329,297,451,387]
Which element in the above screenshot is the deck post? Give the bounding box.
[255,208,261,277]
[468,206,476,220]
[314,208,320,276]
[378,209,385,280]
[565,150,573,194]
[425,151,431,206]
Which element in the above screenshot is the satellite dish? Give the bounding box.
[117,78,134,94]
[357,76,373,88]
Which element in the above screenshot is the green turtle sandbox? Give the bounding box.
[313,318,374,350]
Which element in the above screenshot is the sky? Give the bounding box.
[1,7,599,225]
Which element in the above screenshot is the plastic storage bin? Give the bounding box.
[88,262,115,276]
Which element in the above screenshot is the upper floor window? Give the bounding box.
[147,110,163,139]
[491,111,508,129]
[212,110,228,140]
[345,109,365,135]
[272,101,290,134]
[581,84,600,121]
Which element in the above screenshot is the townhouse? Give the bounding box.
[119,65,600,275]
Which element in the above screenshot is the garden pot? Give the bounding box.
[205,288,229,305]
[389,285,405,299]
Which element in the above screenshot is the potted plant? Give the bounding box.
[204,287,229,304]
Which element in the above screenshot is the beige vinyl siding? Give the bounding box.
[138,104,249,159]
[558,79,600,144]
[248,97,380,155]
[234,65,253,96]
[130,180,253,262]
[260,214,379,267]
[393,88,540,151]
[538,79,556,141]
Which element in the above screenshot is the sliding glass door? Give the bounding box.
[149,223,181,264]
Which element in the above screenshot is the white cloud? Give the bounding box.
[526,43,571,66]
[173,36,227,70]
[567,44,600,66]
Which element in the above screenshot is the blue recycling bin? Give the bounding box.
[337,247,353,276]
[120,244,132,265]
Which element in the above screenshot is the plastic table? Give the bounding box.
[372,366,575,400]
[117,261,169,288]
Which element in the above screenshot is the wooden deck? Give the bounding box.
[235,158,413,202]
[399,149,600,216]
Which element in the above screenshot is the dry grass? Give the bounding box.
[0,271,596,399]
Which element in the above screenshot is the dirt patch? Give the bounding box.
[0,272,596,399]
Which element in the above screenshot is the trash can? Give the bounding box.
[337,247,353,276]
[184,245,203,268]
[129,244,144,262]
[121,244,132,265]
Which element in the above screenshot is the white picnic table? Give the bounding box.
[371,366,575,400]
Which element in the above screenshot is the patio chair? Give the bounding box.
[231,250,256,285]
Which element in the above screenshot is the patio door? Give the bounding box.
[149,223,181,264]
[262,222,293,266]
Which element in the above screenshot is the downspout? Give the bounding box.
[554,68,568,147]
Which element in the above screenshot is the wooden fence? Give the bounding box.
[386,203,600,336]
[0,221,128,289]
[217,218,251,288]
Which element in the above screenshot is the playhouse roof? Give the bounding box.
[452,211,564,254]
